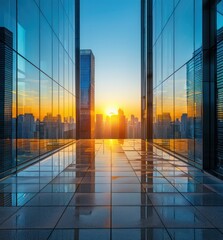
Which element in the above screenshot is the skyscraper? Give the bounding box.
[0,27,14,174]
[80,50,95,139]
[95,114,103,139]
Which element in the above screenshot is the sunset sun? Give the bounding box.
[105,107,118,117]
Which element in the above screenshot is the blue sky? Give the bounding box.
[80,0,141,119]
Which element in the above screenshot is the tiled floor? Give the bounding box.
[0,139,223,239]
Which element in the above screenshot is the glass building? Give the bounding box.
[0,0,76,177]
[142,0,223,175]
[80,49,95,139]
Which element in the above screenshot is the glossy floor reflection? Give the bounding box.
[0,139,223,239]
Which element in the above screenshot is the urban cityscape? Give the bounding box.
[0,0,223,239]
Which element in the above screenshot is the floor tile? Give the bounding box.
[0,207,65,229]
[197,206,223,228]
[49,229,110,240]
[167,228,223,240]
[0,139,222,236]
[69,193,110,206]
[112,206,163,228]
[0,230,51,240]
[155,206,213,228]
[112,228,171,240]
[56,206,110,228]
[25,193,73,206]
[147,193,191,206]
[112,192,152,205]
[182,193,223,206]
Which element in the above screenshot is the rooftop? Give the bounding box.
[0,139,222,239]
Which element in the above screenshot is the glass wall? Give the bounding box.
[0,0,76,177]
[152,0,203,165]
[216,0,223,170]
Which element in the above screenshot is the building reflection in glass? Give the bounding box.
[0,27,15,175]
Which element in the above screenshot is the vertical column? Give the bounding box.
[75,0,80,139]
[202,0,216,169]
[141,0,147,140]
[147,0,153,141]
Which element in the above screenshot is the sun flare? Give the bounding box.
[105,107,118,117]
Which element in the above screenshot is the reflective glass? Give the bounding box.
[52,0,59,36]
[40,0,52,26]
[64,15,69,52]
[40,73,52,155]
[59,86,64,144]
[69,58,73,92]
[0,0,16,50]
[162,17,173,80]
[174,66,194,160]
[194,51,203,164]
[216,0,223,169]
[155,38,162,86]
[162,77,174,151]
[195,0,202,50]
[59,1,64,44]
[217,0,223,31]
[64,52,69,90]
[0,45,16,173]
[153,85,162,146]
[162,0,174,28]
[40,13,52,77]
[154,0,162,43]
[17,56,39,163]
[53,34,59,83]
[59,43,64,86]
[18,0,39,67]
[174,0,194,71]
[52,81,59,140]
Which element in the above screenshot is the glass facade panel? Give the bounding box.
[40,13,52,77]
[162,77,174,151]
[152,0,202,166]
[216,0,223,170]
[40,0,52,26]
[40,73,52,154]
[18,0,39,67]
[53,33,59,83]
[0,0,16,50]
[17,56,40,163]
[174,0,194,71]
[0,1,76,177]
[162,18,173,80]
[175,66,194,160]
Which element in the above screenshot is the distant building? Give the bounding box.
[80,50,95,139]
[111,114,119,138]
[95,114,103,138]
[104,116,111,138]
[118,109,126,139]
[127,114,141,139]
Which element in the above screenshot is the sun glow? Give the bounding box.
[105,107,118,117]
